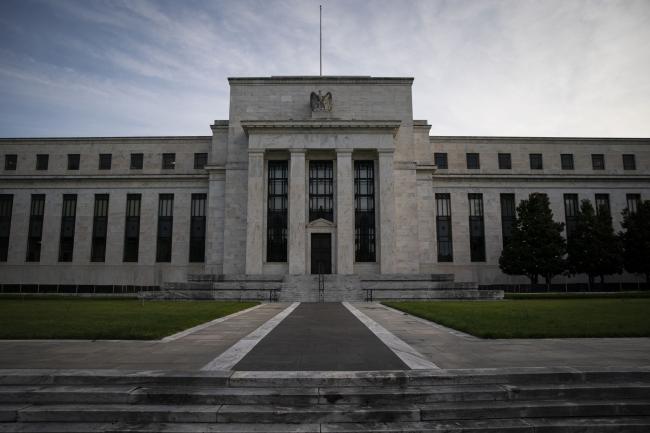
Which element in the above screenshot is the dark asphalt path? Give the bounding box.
[233,303,408,371]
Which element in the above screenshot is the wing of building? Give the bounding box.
[0,76,648,300]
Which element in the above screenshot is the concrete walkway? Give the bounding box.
[355,303,650,369]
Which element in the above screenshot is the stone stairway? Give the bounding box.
[0,367,649,431]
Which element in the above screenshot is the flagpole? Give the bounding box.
[319,5,322,76]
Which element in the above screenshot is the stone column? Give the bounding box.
[378,149,395,274]
[336,149,354,274]
[245,149,265,275]
[288,149,306,274]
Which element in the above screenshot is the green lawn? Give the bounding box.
[0,297,258,340]
[383,298,650,338]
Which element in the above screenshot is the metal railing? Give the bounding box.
[318,262,325,302]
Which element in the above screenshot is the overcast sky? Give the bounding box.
[0,0,648,138]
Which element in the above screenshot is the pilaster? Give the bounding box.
[245,150,265,274]
[336,149,354,274]
[378,149,395,273]
[288,149,306,274]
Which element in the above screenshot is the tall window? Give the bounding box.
[626,194,641,214]
[498,153,511,169]
[435,193,453,262]
[267,161,288,262]
[156,194,174,262]
[194,153,208,169]
[130,153,143,169]
[561,154,574,170]
[0,195,12,261]
[309,160,333,222]
[162,153,175,169]
[529,153,543,170]
[623,154,636,170]
[564,194,579,238]
[4,154,17,170]
[592,154,605,170]
[67,154,80,170]
[434,153,448,169]
[123,194,141,262]
[99,154,112,170]
[36,154,48,170]
[595,194,610,216]
[466,153,480,169]
[468,193,486,262]
[58,194,77,262]
[354,160,376,262]
[26,194,45,262]
[500,193,516,247]
[91,194,109,262]
[189,193,207,262]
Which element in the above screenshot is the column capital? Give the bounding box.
[335,148,353,155]
[248,149,265,155]
[377,148,395,155]
[289,148,306,154]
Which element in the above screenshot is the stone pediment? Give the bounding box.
[307,218,335,228]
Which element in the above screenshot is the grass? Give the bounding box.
[0,297,258,340]
[383,298,650,338]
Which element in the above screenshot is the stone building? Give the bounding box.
[0,76,648,298]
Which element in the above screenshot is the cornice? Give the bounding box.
[240,120,401,137]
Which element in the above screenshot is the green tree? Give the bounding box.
[567,200,623,289]
[620,200,650,284]
[499,193,567,289]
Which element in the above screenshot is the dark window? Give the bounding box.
[435,193,453,262]
[130,153,143,169]
[67,154,80,170]
[564,194,579,238]
[0,195,13,261]
[123,194,141,262]
[99,154,112,170]
[162,153,175,169]
[26,194,45,262]
[561,154,574,170]
[498,153,511,169]
[595,194,610,217]
[309,160,333,222]
[267,161,288,262]
[36,154,48,170]
[466,153,480,169]
[156,194,174,262]
[189,193,207,262]
[355,160,376,262]
[592,154,605,170]
[529,153,543,170]
[194,153,208,169]
[626,194,641,214]
[58,194,77,262]
[434,153,448,169]
[4,154,17,170]
[500,193,516,247]
[91,194,109,262]
[468,193,486,262]
[623,154,636,170]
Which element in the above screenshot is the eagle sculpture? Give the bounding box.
[310,90,332,112]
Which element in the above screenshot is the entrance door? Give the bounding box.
[311,233,332,274]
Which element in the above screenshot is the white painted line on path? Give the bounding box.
[342,302,439,370]
[379,303,478,340]
[161,303,265,343]
[200,302,300,371]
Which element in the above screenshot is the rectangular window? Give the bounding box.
[194,153,208,169]
[500,193,516,247]
[130,153,143,169]
[435,193,453,262]
[592,154,605,170]
[626,194,641,214]
[564,194,579,238]
[26,194,45,262]
[4,154,17,170]
[561,154,574,170]
[189,193,207,262]
[36,154,48,170]
[156,194,174,262]
[468,193,486,262]
[123,194,141,262]
[67,154,80,170]
[267,161,288,262]
[162,153,175,169]
[498,153,511,170]
[99,154,112,170]
[58,194,77,262]
[0,195,13,261]
[623,154,636,170]
[529,153,543,170]
[434,153,448,169]
[91,194,109,262]
[354,160,376,262]
[466,153,480,169]
[309,160,334,222]
[595,194,610,217]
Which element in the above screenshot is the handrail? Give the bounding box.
[318,262,325,302]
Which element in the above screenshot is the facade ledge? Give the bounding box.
[0,174,209,181]
[241,120,402,137]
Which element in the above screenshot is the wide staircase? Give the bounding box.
[0,367,648,431]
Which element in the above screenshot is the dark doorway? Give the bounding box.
[311,233,332,274]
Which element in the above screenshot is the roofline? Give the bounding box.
[429,135,650,142]
[0,136,211,142]
[228,76,414,85]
